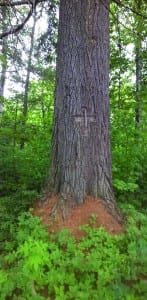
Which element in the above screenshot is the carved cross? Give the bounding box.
[74,106,96,136]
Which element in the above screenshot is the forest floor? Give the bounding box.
[33,196,124,239]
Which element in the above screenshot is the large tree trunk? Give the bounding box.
[50,0,116,209]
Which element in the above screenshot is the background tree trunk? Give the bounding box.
[0,6,7,119]
[50,0,115,207]
[135,0,142,128]
[21,13,36,148]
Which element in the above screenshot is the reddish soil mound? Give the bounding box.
[33,196,124,239]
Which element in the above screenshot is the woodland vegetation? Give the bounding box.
[0,0,147,299]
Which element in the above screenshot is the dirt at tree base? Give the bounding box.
[33,196,124,240]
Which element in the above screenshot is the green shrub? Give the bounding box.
[0,206,147,299]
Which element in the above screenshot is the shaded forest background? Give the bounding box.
[0,1,147,299]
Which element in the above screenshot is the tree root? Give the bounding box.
[49,193,124,224]
[104,201,125,224]
[50,193,75,220]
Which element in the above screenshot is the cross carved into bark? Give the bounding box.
[74,106,96,136]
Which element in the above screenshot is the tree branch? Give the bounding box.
[0,0,44,7]
[101,0,145,39]
[113,0,147,20]
[0,8,32,39]
[0,1,31,6]
[0,0,48,39]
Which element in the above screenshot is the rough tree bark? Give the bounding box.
[49,0,118,213]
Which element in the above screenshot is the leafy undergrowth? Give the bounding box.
[0,204,147,300]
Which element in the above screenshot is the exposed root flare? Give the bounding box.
[103,200,124,224]
[50,193,75,220]
[49,193,124,225]
[34,195,124,237]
